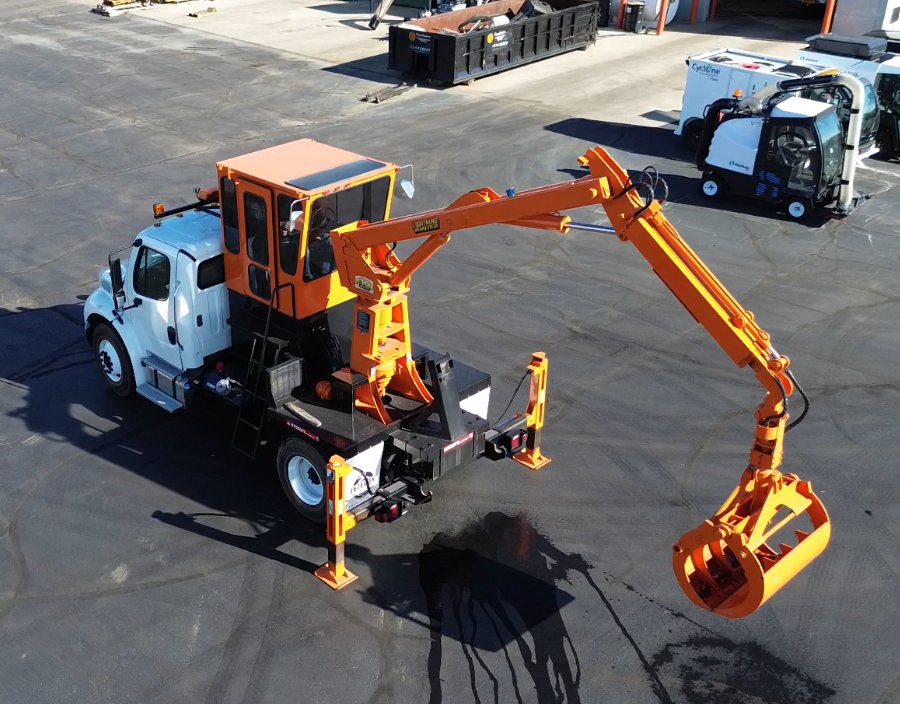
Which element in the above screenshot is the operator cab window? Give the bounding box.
[304,195,337,282]
[278,195,301,277]
[301,176,391,282]
[221,178,239,255]
[133,246,171,301]
[244,192,271,300]
[197,254,225,290]
[244,193,269,266]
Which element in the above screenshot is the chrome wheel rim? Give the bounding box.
[287,455,322,506]
[98,339,122,384]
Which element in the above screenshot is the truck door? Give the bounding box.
[237,181,276,302]
[128,242,183,370]
[173,250,204,370]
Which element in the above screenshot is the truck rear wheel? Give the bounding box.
[276,438,327,522]
[93,323,135,397]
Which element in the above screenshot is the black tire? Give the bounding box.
[700,173,725,198]
[786,199,812,221]
[93,323,135,397]
[276,438,328,522]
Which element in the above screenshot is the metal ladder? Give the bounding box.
[232,283,296,458]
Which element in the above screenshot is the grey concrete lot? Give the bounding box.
[2,1,900,702]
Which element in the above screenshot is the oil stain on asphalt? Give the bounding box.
[650,634,836,704]
[415,512,835,704]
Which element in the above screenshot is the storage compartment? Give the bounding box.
[388,0,608,85]
[264,357,302,406]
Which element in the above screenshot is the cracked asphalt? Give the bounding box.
[2,1,900,702]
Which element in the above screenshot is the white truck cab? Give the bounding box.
[84,208,230,410]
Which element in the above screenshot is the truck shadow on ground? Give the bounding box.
[1,303,838,703]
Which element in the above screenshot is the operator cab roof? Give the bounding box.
[217,138,397,197]
[771,96,831,120]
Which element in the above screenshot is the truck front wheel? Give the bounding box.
[277,438,327,522]
[93,323,135,397]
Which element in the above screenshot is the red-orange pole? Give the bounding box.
[690,0,699,24]
[617,0,626,28]
[821,0,836,33]
[657,0,669,34]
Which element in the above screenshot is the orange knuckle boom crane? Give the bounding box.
[84,138,829,616]
[328,144,830,617]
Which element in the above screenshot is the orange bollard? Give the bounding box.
[656,0,669,34]
[821,0,836,34]
[314,455,359,590]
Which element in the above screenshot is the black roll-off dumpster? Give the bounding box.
[388,0,609,85]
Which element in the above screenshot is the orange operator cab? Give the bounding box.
[214,138,400,319]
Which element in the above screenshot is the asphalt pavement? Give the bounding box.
[2,1,900,703]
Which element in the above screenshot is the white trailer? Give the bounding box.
[677,48,831,141]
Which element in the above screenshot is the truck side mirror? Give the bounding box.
[400,179,415,199]
[111,258,125,299]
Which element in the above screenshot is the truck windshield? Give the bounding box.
[815,111,844,188]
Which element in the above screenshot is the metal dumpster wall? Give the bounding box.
[388,0,609,85]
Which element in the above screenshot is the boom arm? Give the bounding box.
[329,146,830,618]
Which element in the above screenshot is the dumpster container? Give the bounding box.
[622,0,644,32]
[388,0,609,85]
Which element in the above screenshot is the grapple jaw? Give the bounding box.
[672,468,830,619]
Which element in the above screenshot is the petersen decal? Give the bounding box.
[443,431,474,455]
[286,419,320,442]
[412,217,440,234]
[354,275,374,294]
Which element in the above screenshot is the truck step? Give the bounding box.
[136,383,184,413]
[142,353,184,378]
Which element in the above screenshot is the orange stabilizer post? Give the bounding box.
[672,468,830,618]
[513,352,551,471]
[314,455,359,590]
